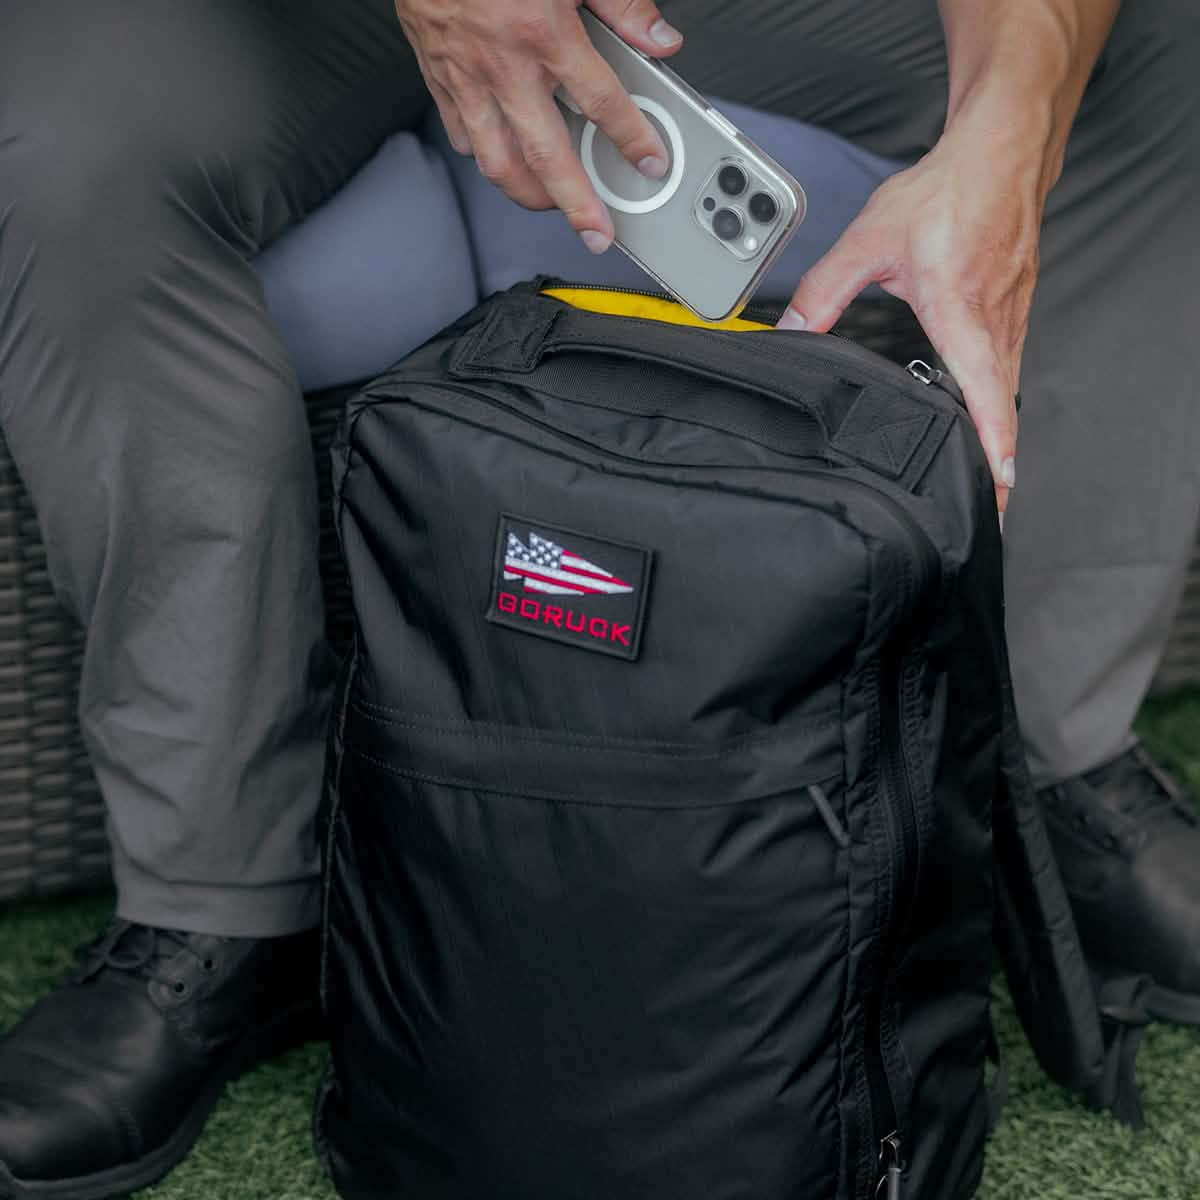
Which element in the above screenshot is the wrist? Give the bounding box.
[937,1,1112,200]
[940,88,1067,202]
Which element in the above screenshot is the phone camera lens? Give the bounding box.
[718,165,747,197]
[749,192,779,224]
[712,207,743,242]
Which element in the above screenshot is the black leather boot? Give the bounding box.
[0,920,322,1200]
[1039,741,1200,1022]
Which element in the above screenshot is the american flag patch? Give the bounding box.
[503,531,634,596]
[488,515,653,660]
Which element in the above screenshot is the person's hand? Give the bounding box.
[396,0,683,253]
[778,128,1045,521]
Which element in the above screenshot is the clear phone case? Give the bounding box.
[558,11,807,322]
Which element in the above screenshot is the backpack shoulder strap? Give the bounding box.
[993,673,1150,1127]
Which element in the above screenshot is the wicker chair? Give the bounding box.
[2,300,1197,903]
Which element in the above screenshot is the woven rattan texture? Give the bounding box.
[0,433,107,901]
[2,300,1195,903]
[0,385,356,904]
[1150,562,1200,697]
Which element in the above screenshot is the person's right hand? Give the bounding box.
[395,0,683,254]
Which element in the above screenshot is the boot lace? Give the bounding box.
[70,920,215,990]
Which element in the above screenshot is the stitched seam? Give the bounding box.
[344,743,838,810]
[349,715,836,758]
[320,642,359,1012]
[348,702,841,754]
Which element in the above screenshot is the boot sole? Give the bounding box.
[0,999,323,1200]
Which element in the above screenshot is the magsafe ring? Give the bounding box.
[580,94,686,215]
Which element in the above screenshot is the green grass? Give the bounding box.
[2,695,1199,1198]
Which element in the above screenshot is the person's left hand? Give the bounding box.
[777,128,1048,521]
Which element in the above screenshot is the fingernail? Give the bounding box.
[1000,456,1016,489]
[649,18,683,48]
[638,154,669,180]
[580,230,612,255]
[776,307,807,332]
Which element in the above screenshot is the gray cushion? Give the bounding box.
[256,131,478,392]
[436,99,904,301]
[254,101,905,391]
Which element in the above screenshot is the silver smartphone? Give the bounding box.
[558,10,806,322]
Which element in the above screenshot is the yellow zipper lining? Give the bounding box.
[542,286,771,333]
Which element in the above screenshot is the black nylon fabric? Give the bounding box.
[317,281,1133,1200]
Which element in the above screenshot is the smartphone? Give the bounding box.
[558,10,806,322]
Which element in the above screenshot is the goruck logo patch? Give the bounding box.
[487,515,653,660]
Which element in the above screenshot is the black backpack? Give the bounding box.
[316,280,1145,1200]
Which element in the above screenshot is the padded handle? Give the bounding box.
[453,299,837,423]
[450,297,956,485]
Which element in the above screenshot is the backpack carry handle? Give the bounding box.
[449,297,957,488]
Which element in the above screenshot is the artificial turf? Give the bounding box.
[3,692,1200,1199]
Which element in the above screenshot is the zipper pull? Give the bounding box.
[906,359,965,408]
[876,1131,904,1200]
[907,358,1022,414]
[906,359,941,387]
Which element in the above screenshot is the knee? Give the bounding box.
[0,8,275,265]
[0,12,289,387]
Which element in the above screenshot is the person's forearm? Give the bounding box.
[938,0,1121,198]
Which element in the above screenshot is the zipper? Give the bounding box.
[539,278,964,405]
[877,1132,905,1200]
[865,644,926,1199]
[539,278,788,327]
[865,660,911,1196]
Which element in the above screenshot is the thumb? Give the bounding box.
[584,0,684,57]
[777,224,885,334]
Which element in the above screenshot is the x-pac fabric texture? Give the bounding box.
[321,280,1005,1200]
[0,0,1197,935]
[318,279,1146,1199]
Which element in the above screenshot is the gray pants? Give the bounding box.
[0,0,1196,936]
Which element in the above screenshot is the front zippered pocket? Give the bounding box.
[330,701,859,1200]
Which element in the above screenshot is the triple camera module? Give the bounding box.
[696,160,781,262]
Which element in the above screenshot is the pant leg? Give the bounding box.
[996,1,1200,783]
[662,0,949,160]
[664,0,1200,783]
[0,0,428,936]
